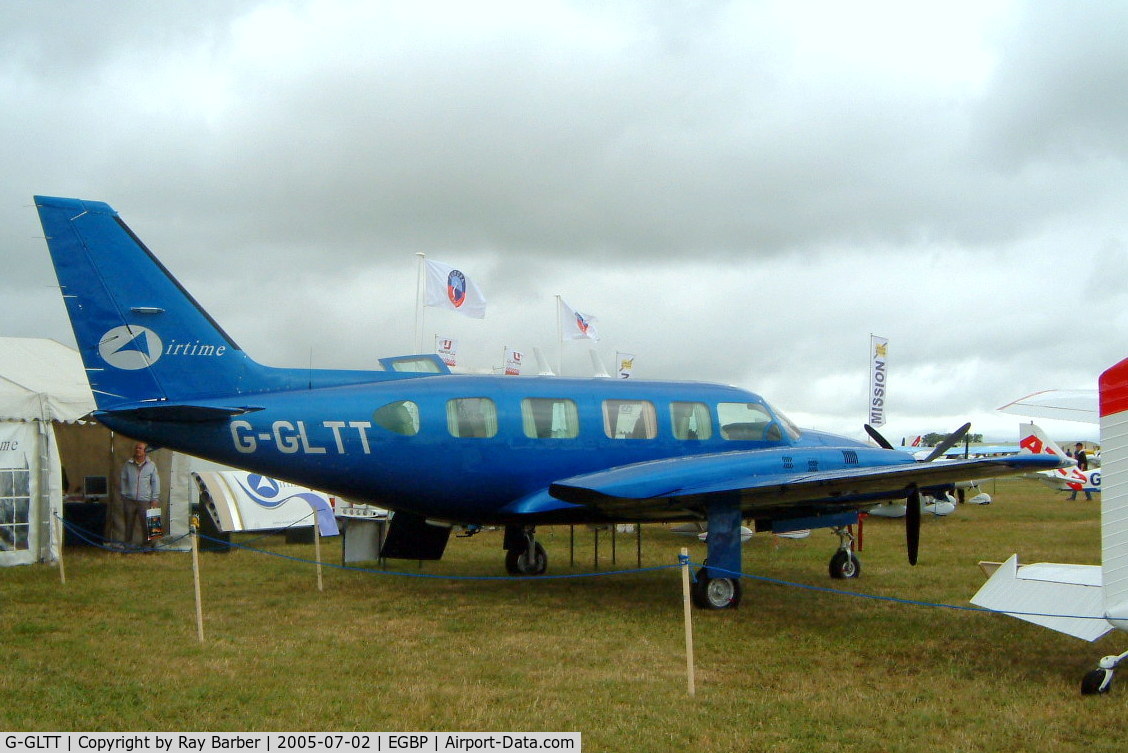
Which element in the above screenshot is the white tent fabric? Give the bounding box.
[0,337,95,424]
[0,337,191,564]
[0,338,93,565]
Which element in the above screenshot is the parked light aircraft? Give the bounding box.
[34,196,1068,609]
[1017,423,1100,496]
[972,360,1128,693]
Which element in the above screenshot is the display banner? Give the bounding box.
[616,352,635,379]
[435,337,458,367]
[869,335,889,427]
[504,348,524,375]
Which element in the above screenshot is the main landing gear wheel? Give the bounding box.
[1080,652,1126,695]
[829,549,861,579]
[505,541,547,575]
[1081,668,1113,695]
[691,572,742,609]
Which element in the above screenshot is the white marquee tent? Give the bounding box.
[0,337,194,566]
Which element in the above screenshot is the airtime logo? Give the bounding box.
[98,326,228,370]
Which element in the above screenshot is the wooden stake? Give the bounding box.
[191,517,205,643]
[55,514,66,585]
[314,522,324,592]
[680,547,696,697]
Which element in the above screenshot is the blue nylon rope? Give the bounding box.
[53,514,1111,621]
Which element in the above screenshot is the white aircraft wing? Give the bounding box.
[998,389,1098,424]
[971,554,1113,642]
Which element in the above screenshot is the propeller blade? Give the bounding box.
[923,422,972,462]
[864,424,895,450]
[906,489,921,565]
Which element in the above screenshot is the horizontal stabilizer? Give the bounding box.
[971,554,1112,642]
[99,403,264,423]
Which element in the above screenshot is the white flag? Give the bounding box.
[424,259,486,318]
[559,298,599,341]
[504,348,524,376]
[616,352,635,379]
[435,336,458,368]
[869,335,888,427]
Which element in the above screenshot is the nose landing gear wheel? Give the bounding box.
[505,541,547,575]
[829,549,861,579]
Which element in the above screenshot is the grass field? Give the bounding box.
[3,477,1126,750]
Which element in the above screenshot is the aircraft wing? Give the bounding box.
[548,452,1065,518]
[998,389,1098,424]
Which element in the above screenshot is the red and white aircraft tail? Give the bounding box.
[1018,422,1099,495]
[972,359,1128,694]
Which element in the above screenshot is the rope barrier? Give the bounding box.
[694,561,1113,621]
[53,513,1111,621]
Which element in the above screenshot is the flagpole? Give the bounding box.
[555,295,564,376]
[414,253,426,354]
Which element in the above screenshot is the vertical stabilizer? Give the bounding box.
[1099,358,1128,631]
[1019,422,1071,459]
[35,196,259,411]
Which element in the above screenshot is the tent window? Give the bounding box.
[670,402,712,440]
[0,468,31,552]
[718,402,779,441]
[373,400,420,436]
[603,400,657,439]
[521,398,579,439]
[447,398,498,439]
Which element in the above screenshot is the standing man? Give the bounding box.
[120,442,160,547]
[1068,442,1093,501]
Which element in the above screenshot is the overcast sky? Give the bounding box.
[3,0,1124,442]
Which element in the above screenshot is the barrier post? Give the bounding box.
[315,523,324,592]
[55,514,66,584]
[191,515,205,643]
[680,547,696,697]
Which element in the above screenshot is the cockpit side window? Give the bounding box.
[373,400,420,436]
[717,402,780,441]
[670,402,712,440]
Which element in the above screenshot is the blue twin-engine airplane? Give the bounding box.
[33,196,1068,609]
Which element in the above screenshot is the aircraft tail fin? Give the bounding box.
[1099,358,1128,630]
[1018,422,1074,463]
[35,196,264,412]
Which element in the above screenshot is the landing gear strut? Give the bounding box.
[828,526,861,579]
[692,498,744,609]
[504,526,547,575]
[1081,649,1128,695]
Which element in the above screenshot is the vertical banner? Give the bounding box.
[504,348,524,375]
[616,352,635,379]
[869,335,889,427]
[435,336,458,368]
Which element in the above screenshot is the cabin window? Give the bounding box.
[521,398,579,439]
[718,402,780,441]
[670,402,712,440]
[446,397,498,438]
[602,400,657,439]
[372,400,420,436]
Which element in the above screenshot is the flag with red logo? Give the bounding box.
[424,260,486,319]
[559,298,599,341]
